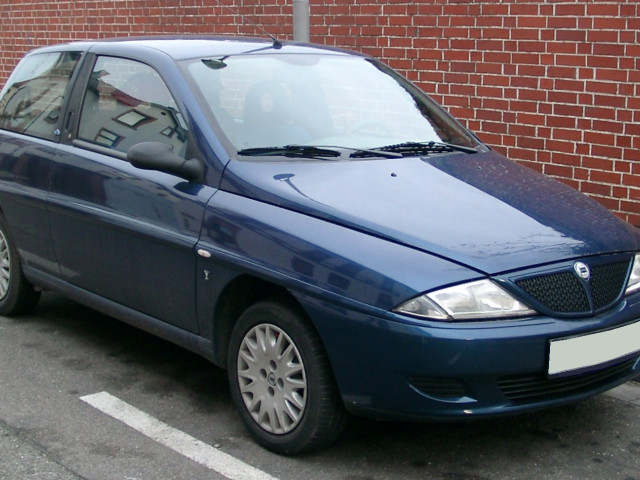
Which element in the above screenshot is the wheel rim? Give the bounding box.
[0,229,10,300]
[236,323,307,434]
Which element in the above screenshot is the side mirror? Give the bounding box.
[127,142,204,182]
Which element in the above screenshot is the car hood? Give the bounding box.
[221,151,640,274]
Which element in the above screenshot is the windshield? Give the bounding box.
[183,53,481,157]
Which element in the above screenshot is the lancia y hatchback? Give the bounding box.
[0,37,639,454]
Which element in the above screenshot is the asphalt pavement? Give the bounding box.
[0,420,80,479]
[1,293,640,480]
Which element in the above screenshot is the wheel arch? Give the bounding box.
[212,274,309,368]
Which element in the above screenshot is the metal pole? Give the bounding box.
[293,0,310,42]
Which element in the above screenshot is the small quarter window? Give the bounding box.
[77,56,188,157]
[0,51,81,140]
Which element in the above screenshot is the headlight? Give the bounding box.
[394,279,537,321]
[626,254,640,294]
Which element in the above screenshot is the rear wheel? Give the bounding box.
[227,299,347,454]
[0,216,40,315]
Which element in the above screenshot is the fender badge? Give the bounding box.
[573,262,590,281]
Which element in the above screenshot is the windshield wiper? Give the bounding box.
[237,145,342,159]
[347,148,403,159]
[372,141,478,156]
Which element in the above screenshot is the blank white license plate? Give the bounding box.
[548,321,640,376]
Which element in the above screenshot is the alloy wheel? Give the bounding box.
[236,323,307,434]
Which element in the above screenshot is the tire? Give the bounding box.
[0,215,40,315]
[227,299,347,454]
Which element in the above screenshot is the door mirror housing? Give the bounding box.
[127,142,204,182]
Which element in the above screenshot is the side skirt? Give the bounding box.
[23,266,219,366]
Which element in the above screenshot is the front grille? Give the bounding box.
[591,261,631,310]
[514,258,631,316]
[516,272,589,313]
[497,357,638,404]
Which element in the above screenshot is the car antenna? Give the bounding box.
[213,0,283,49]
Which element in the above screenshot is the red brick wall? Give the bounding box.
[1,0,638,223]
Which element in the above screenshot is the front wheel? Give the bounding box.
[227,299,347,454]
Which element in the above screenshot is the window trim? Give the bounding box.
[71,138,128,161]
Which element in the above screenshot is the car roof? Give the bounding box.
[29,36,358,61]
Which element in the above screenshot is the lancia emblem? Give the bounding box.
[573,262,590,280]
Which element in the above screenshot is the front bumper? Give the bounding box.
[304,292,640,421]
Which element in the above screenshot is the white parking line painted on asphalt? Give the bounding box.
[80,391,278,480]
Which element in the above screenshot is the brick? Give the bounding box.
[581,182,613,196]
[585,130,615,145]
[595,69,628,83]
[616,135,632,148]
[511,52,540,65]
[591,144,623,159]
[517,16,546,29]
[509,123,537,137]
[548,66,578,79]
[593,43,626,57]
[481,121,509,134]
[547,16,577,29]
[626,214,640,227]
[587,56,620,69]
[510,100,540,114]
[476,109,503,122]
[619,200,640,215]
[594,95,626,108]
[516,40,545,53]
[547,115,577,129]
[518,88,546,102]
[516,64,545,78]
[623,175,640,188]
[593,17,627,31]
[592,120,624,134]
[551,152,582,167]
[555,30,586,42]
[481,3,509,16]
[590,170,621,186]
[585,106,616,120]
[553,128,582,142]
[587,30,620,44]
[548,91,578,104]
[517,136,545,150]
[508,147,538,162]
[554,79,585,92]
[547,139,578,154]
[483,51,511,64]
[544,163,574,178]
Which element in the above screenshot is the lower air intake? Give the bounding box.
[497,357,638,404]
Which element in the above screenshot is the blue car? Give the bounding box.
[0,37,639,454]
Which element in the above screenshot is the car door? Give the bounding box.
[47,54,214,332]
[0,49,82,278]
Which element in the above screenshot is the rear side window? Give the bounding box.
[77,56,188,157]
[0,51,81,141]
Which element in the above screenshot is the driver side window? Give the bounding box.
[77,56,188,157]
